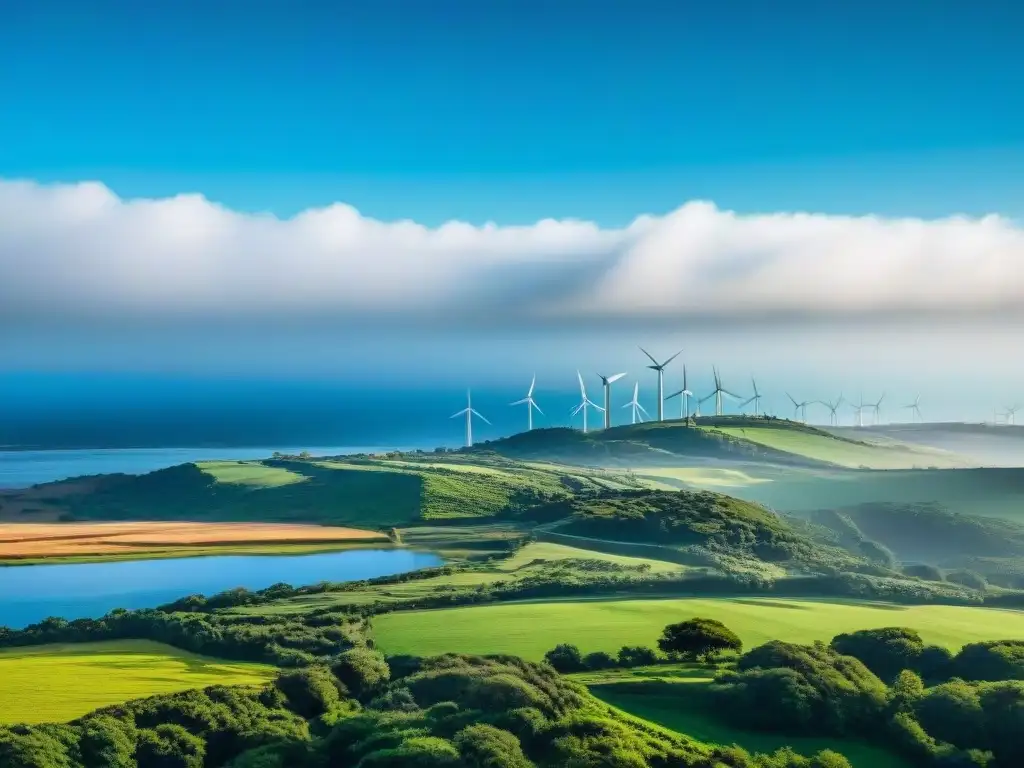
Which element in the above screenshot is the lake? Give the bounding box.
[0,445,399,489]
[0,548,442,629]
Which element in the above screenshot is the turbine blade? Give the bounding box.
[470,409,491,425]
[664,389,683,400]
[637,403,651,417]
[638,347,659,366]
[528,374,536,397]
[570,403,584,416]
[450,409,468,418]
[607,372,627,384]
[663,349,683,367]
[787,393,798,407]
[577,370,586,397]
[532,401,544,415]
[510,398,529,406]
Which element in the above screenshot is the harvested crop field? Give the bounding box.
[0,520,386,560]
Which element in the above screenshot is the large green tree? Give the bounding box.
[658,618,742,662]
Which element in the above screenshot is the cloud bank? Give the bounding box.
[2,179,1023,331]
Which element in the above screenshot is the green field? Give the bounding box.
[496,541,686,574]
[372,597,1024,660]
[198,460,308,487]
[0,640,276,724]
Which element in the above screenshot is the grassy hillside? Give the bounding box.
[371,597,1024,660]
[6,455,640,529]
[0,640,275,724]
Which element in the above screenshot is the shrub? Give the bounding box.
[543,644,585,673]
[275,666,345,718]
[331,648,390,699]
[658,618,742,662]
[953,640,1024,682]
[945,570,987,591]
[617,645,660,667]
[582,651,616,670]
[902,564,945,582]
[830,627,925,681]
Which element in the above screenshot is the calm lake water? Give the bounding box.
[0,446,396,489]
[0,549,441,629]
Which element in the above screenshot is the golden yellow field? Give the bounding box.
[0,521,386,559]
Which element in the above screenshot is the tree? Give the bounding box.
[135,724,205,768]
[582,651,616,670]
[658,618,742,662]
[830,627,925,681]
[617,645,659,667]
[543,644,585,673]
[454,724,534,768]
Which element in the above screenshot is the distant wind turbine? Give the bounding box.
[450,390,490,448]
[622,381,650,424]
[598,372,627,429]
[872,393,886,425]
[903,395,923,423]
[700,367,738,417]
[664,364,694,420]
[821,394,844,426]
[570,370,604,433]
[786,393,811,423]
[510,374,544,431]
[1005,405,1020,426]
[739,377,763,416]
[639,347,682,422]
[853,393,867,428]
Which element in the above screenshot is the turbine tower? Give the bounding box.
[700,367,737,417]
[622,381,650,424]
[786,393,811,423]
[598,372,627,429]
[739,377,763,416]
[570,370,604,433]
[450,390,490,448]
[664,364,693,420]
[903,395,923,423]
[639,347,682,421]
[853,393,867,428]
[510,374,544,431]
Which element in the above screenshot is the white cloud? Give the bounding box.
[2,178,1023,331]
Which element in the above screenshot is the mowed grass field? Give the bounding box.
[198,460,309,487]
[0,640,276,724]
[0,520,386,562]
[705,426,965,469]
[372,597,1024,660]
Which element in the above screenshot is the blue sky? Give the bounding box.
[2,1,1023,223]
[1,0,1024,441]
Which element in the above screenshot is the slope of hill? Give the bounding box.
[474,419,970,470]
[829,423,1024,468]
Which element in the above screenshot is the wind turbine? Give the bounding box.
[852,393,868,428]
[639,347,682,421]
[622,381,650,424]
[450,390,490,448]
[700,367,738,417]
[903,395,923,423]
[739,377,763,416]
[1005,405,1020,426]
[786,393,811,423]
[821,394,844,426]
[664,364,694,420]
[570,370,604,433]
[871,393,886,425]
[598,372,627,429]
[510,374,544,431]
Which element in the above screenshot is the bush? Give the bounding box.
[953,640,1024,681]
[617,645,660,667]
[331,648,390,699]
[453,724,533,768]
[945,570,987,591]
[275,666,345,718]
[830,627,925,681]
[543,644,585,673]
[582,651,616,670]
[135,724,205,768]
[658,618,742,662]
[902,564,945,582]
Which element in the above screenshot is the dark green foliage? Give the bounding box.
[952,640,1024,681]
[830,627,947,682]
[135,724,204,768]
[616,646,660,667]
[945,570,988,591]
[581,651,616,670]
[658,618,743,662]
[274,666,344,718]
[453,724,535,768]
[330,647,390,700]
[77,716,137,768]
[713,641,887,736]
[543,644,585,673]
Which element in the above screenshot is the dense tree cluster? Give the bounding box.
[0,652,851,768]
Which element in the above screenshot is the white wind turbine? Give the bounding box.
[665,364,694,420]
[571,370,604,433]
[510,374,544,431]
[821,394,844,426]
[598,372,627,429]
[903,394,923,423]
[1005,405,1020,426]
[786,393,811,423]
[739,377,763,416]
[639,347,682,421]
[872,393,886,425]
[700,367,738,417]
[450,390,490,448]
[622,381,650,424]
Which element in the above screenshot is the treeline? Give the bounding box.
[0,608,368,667]
[0,650,854,768]
[706,626,1024,767]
